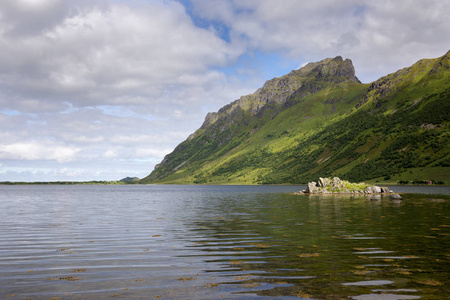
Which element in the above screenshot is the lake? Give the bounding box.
[0,185,449,299]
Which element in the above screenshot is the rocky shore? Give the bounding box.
[299,177,402,199]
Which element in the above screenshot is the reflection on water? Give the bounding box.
[0,185,449,299]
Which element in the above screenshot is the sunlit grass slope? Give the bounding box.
[142,51,450,184]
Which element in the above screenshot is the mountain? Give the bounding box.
[142,51,450,184]
[119,177,140,183]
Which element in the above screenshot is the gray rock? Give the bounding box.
[381,187,390,193]
[372,186,382,193]
[332,177,343,188]
[318,177,330,187]
[365,186,374,194]
[306,182,319,193]
[365,186,382,193]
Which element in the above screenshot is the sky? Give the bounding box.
[0,0,449,182]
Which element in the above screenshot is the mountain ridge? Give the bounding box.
[143,51,450,184]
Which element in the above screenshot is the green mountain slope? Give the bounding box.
[142,51,450,184]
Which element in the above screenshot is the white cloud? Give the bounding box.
[134,148,173,160]
[1,0,449,181]
[0,141,80,163]
[103,150,117,159]
[0,0,254,181]
[0,0,242,111]
[190,0,450,82]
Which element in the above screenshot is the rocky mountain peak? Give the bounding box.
[199,56,359,129]
[296,56,360,83]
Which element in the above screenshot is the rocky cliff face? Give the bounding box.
[196,56,359,134]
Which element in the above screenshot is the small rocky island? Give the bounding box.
[299,177,402,199]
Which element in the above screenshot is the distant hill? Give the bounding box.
[142,51,450,184]
[119,177,140,183]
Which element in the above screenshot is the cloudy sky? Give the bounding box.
[0,0,449,182]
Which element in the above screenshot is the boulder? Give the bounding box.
[332,177,343,188]
[365,186,382,193]
[306,182,319,193]
[372,186,382,193]
[381,187,390,193]
[365,186,374,194]
[318,177,331,187]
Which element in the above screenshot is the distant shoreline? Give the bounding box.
[0,181,448,186]
[0,181,136,185]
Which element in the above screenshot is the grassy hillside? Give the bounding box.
[142,51,450,185]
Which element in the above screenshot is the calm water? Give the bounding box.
[0,185,449,299]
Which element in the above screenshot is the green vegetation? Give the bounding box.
[339,180,371,191]
[142,51,450,185]
[367,166,449,185]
